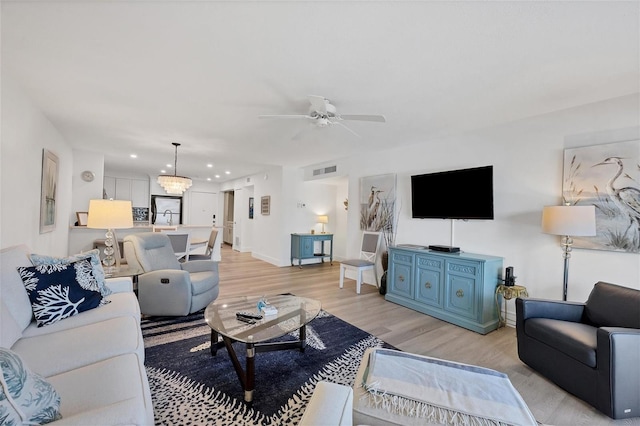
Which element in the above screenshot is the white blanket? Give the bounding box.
[362,348,537,426]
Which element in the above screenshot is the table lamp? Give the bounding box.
[542,205,596,301]
[317,215,328,234]
[87,199,133,274]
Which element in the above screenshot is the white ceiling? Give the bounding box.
[2,1,639,183]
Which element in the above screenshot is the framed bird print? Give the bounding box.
[562,140,639,253]
[359,174,396,233]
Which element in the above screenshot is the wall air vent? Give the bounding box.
[313,165,338,176]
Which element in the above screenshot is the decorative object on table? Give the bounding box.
[157,142,193,195]
[316,215,328,233]
[542,204,596,301]
[249,197,254,219]
[39,149,59,234]
[76,211,89,226]
[87,199,134,275]
[504,266,516,286]
[141,309,391,424]
[563,140,639,253]
[261,195,271,215]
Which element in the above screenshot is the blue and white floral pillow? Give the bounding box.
[0,347,61,424]
[29,249,112,297]
[17,258,110,327]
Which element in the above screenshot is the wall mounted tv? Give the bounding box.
[411,165,494,220]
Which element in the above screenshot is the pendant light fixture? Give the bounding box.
[157,142,193,195]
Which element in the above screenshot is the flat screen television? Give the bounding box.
[411,165,494,220]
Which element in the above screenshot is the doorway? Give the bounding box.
[223,191,234,245]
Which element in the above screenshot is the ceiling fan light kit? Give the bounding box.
[259,95,386,138]
[157,142,193,195]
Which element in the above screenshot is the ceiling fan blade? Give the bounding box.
[307,95,328,114]
[258,114,311,120]
[334,121,361,138]
[339,114,386,123]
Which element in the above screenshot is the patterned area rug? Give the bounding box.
[141,310,392,425]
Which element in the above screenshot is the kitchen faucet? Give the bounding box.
[163,209,174,226]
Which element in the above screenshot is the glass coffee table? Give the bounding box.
[204,294,322,403]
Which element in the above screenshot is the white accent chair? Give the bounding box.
[124,232,219,316]
[339,231,382,294]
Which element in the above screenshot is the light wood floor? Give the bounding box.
[217,245,637,425]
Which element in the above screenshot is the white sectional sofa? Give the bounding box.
[1,244,153,425]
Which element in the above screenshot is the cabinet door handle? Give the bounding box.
[398,275,405,282]
[424,282,432,289]
[456,289,464,298]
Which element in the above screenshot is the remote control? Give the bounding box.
[236,311,263,320]
[236,316,256,324]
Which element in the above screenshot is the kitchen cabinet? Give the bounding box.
[104,176,149,208]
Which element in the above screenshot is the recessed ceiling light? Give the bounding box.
[207,177,211,181]
[215,174,220,178]
[130,154,137,158]
[166,164,172,168]
[161,170,166,173]
[225,171,231,175]
[207,164,213,168]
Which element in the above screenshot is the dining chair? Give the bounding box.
[189,228,219,261]
[339,231,382,294]
[165,232,191,261]
[152,225,178,232]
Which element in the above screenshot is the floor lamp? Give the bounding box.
[541,205,596,301]
[87,199,133,275]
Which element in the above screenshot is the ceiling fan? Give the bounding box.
[258,95,386,138]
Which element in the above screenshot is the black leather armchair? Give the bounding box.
[516,281,640,419]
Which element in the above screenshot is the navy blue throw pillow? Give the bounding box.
[17,258,110,327]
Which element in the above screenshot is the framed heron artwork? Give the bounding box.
[562,139,639,253]
[359,174,397,243]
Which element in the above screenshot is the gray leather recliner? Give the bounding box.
[124,232,219,316]
[516,282,640,419]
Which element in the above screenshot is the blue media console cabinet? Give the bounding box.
[290,233,333,268]
[386,246,503,334]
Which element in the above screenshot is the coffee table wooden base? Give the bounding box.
[210,324,308,403]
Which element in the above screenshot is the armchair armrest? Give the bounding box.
[181,259,218,274]
[105,277,133,293]
[596,327,640,418]
[516,297,585,322]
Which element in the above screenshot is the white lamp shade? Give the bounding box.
[542,205,596,236]
[317,215,329,224]
[87,199,134,229]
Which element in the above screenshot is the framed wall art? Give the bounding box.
[359,173,397,246]
[249,197,254,219]
[40,149,59,233]
[76,212,89,226]
[563,139,639,253]
[261,196,271,215]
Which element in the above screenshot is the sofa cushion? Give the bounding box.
[17,259,110,327]
[525,318,597,367]
[584,281,640,329]
[0,245,35,331]
[1,300,23,349]
[12,315,143,378]
[47,353,153,425]
[0,347,61,424]
[29,249,112,297]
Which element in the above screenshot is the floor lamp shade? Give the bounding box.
[542,205,596,301]
[542,205,597,237]
[87,199,133,274]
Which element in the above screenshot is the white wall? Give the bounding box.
[327,94,639,309]
[1,75,73,255]
[72,149,105,222]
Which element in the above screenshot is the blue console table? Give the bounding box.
[290,233,333,268]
